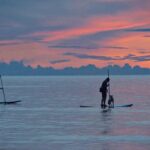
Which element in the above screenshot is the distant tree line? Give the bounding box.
[0,61,150,75]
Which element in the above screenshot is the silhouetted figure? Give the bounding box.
[108,95,114,108]
[99,77,110,108]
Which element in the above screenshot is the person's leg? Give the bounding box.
[101,92,105,108]
[112,98,114,108]
[101,96,103,108]
[103,92,107,107]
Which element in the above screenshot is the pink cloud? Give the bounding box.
[0,6,150,68]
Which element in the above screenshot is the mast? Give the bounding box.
[0,75,6,103]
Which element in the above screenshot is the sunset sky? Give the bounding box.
[0,0,150,68]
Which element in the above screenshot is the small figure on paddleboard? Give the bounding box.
[99,77,110,108]
[108,95,114,108]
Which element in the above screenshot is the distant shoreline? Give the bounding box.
[0,61,150,76]
[2,74,150,77]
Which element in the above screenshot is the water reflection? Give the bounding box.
[100,109,113,150]
[0,106,7,118]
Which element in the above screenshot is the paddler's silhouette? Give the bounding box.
[99,77,110,108]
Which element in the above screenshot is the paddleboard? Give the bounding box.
[101,107,111,112]
[80,105,93,108]
[0,100,21,104]
[109,104,133,108]
[80,104,133,108]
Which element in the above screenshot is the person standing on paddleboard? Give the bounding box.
[99,77,110,108]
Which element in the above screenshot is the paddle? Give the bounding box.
[107,69,114,108]
[107,69,110,97]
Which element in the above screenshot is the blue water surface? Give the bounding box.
[0,76,150,150]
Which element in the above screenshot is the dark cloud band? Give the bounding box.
[50,59,70,64]
[64,52,150,62]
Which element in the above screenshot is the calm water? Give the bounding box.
[0,76,150,150]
